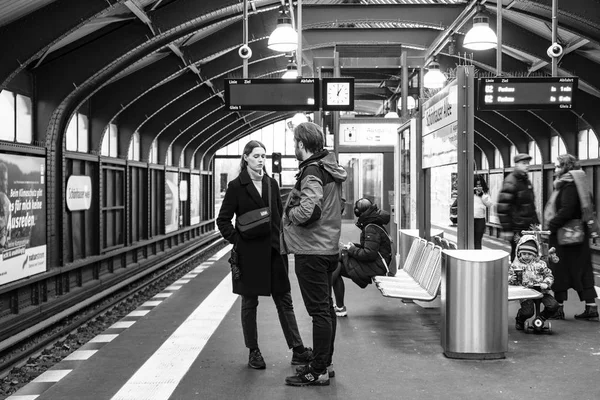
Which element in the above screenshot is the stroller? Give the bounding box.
[516,229,559,334]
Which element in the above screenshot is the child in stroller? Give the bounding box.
[508,232,560,333]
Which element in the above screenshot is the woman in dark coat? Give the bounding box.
[217,140,312,369]
[332,198,391,317]
[543,154,598,321]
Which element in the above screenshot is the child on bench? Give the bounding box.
[508,235,559,330]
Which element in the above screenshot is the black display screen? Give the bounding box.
[477,77,578,110]
[224,78,320,111]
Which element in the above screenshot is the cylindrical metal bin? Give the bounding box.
[441,249,509,360]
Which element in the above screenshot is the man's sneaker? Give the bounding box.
[515,319,524,331]
[335,305,347,317]
[285,364,330,386]
[296,363,335,378]
[291,347,313,365]
[248,349,266,369]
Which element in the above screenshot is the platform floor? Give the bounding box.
[7,226,600,400]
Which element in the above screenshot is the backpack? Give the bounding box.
[570,170,600,238]
[366,223,397,276]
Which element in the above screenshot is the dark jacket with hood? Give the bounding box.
[497,169,539,232]
[343,205,392,288]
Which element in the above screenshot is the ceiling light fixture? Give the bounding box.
[268,6,298,53]
[282,61,298,79]
[463,4,497,51]
[423,59,446,89]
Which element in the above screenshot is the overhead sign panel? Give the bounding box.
[477,77,578,110]
[225,78,319,111]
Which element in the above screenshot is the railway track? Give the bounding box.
[0,238,226,397]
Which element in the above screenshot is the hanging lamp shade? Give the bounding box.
[268,14,298,52]
[463,13,497,51]
[282,62,298,79]
[384,111,400,118]
[423,61,446,89]
[397,96,417,110]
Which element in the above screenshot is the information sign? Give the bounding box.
[477,77,578,110]
[224,78,319,111]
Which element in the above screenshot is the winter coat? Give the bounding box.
[343,206,392,288]
[496,169,539,232]
[216,169,290,297]
[508,235,554,294]
[282,150,347,255]
[545,179,595,294]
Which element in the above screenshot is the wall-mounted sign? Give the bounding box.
[339,119,399,147]
[477,77,578,110]
[179,180,188,202]
[0,153,46,286]
[421,81,458,168]
[165,172,179,233]
[66,175,92,211]
[224,78,319,111]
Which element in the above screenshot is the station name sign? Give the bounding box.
[224,78,319,111]
[477,77,578,111]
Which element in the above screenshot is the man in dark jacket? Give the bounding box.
[282,122,347,387]
[496,153,540,261]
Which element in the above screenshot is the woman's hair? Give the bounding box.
[293,122,324,154]
[354,198,373,218]
[474,174,489,194]
[239,140,266,172]
[556,153,580,175]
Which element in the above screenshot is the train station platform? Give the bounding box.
[7,226,600,400]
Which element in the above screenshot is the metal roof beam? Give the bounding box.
[125,0,156,35]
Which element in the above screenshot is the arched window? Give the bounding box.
[550,135,566,163]
[0,90,33,144]
[101,123,118,157]
[495,148,504,169]
[166,144,173,166]
[528,141,542,164]
[578,129,599,160]
[149,140,158,164]
[128,131,140,161]
[66,112,89,152]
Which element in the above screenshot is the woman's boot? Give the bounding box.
[574,305,599,321]
[547,304,564,320]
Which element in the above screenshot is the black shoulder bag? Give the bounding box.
[236,178,272,240]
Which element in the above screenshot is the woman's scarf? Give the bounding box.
[543,172,574,228]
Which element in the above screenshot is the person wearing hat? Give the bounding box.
[508,235,559,330]
[497,153,540,262]
[332,198,392,318]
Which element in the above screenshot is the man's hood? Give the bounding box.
[301,150,347,183]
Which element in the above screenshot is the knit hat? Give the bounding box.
[518,240,538,257]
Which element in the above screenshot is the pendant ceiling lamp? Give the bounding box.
[423,60,446,89]
[282,61,298,79]
[463,4,497,51]
[397,96,417,110]
[268,7,298,53]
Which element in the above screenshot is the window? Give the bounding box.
[528,141,542,165]
[509,145,517,167]
[128,131,140,161]
[166,144,173,166]
[494,148,504,169]
[0,90,33,144]
[101,123,118,157]
[149,140,158,164]
[480,153,489,170]
[578,129,599,160]
[550,135,566,163]
[66,112,89,152]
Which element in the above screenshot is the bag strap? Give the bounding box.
[366,223,392,242]
[267,176,272,209]
[366,224,391,275]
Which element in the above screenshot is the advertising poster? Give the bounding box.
[165,171,179,233]
[0,153,46,286]
[190,174,200,225]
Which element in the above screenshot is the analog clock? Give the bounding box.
[322,78,354,111]
[327,82,350,105]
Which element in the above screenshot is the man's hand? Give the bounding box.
[539,283,548,290]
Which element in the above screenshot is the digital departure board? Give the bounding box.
[224,78,320,111]
[477,77,578,111]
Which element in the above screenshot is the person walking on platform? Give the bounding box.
[473,174,493,250]
[543,154,598,321]
[497,153,540,262]
[281,122,347,387]
[333,198,392,317]
[217,140,313,370]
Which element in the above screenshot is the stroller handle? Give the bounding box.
[521,230,551,235]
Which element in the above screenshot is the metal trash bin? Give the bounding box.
[441,249,509,360]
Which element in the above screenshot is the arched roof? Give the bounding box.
[1,0,599,168]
